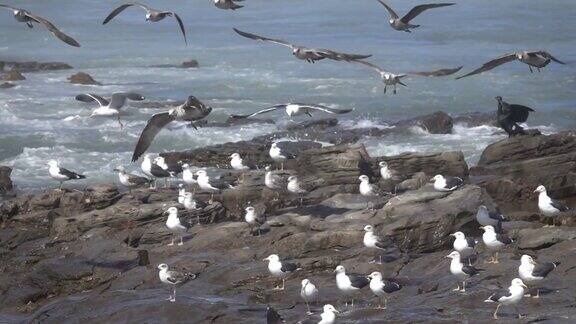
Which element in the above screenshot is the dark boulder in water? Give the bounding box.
[68,72,102,85]
[0,82,16,89]
[1,69,25,81]
[0,61,73,73]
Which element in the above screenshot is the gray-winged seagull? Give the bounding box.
[157,263,196,302]
[376,1,455,33]
[457,51,565,79]
[230,103,353,120]
[484,278,527,319]
[76,92,144,129]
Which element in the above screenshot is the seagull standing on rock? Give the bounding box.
[534,185,572,226]
[178,184,186,204]
[446,251,482,292]
[484,278,527,320]
[301,279,319,315]
[269,142,295,170]
[47,160,86,190]
[379,161,394,180]
[264,165,287,200]
[230,152,254,182]
[431,174,464,191]
[367,271,402,309]
[476,205,506,229]
[480,225,513,263]
[363,225,390,263]
[450,231,477,259]
[287,175,307,206]
[182,164,197,190]
[318,304,339,324]
[195,170,235,204]
[359,175,382,209]
[244,206,266,236]
[141,154,170,189]
[164,206,190,246]
[157,263,196,302]
[334,265,370,307]
[182,192,200,224]
[263,254,300,291]
[518,255,560,298]
[114,166,150,194]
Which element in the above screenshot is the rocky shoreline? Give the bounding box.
[1,112,575,323]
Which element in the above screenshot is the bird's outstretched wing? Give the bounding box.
[229,105,284,119]
[508,104,534,123]
[233,28,294,48]
[456,53,517,79]
[75,94,110,107]
[352,60,388,75]
[401,3,455,23]
[103,3,151,25]
[314,49,372,62]
[171,13,187,45]
[376,0,399,19]
[131,112,175,162]
[300,103,354,115]
[0,4,18,11]
[109,92,145,109]
[533,51,565,64]
[24,12,81,47]
[409,66,462,77]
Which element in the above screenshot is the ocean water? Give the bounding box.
[0,0,574,191]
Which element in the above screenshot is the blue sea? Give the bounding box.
[1,0,574,191]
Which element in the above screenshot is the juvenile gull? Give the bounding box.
[164,206,190,246]
[264,166,288,200]
[379,161,394,180]
[47,160,86,190]
[103,3,187,45]
[480,225,513,263]
[495,96,535,137]
[233,28,371,63]
[431,174,464,191]
[446,251,482,292]
[457,50,565,79]
[214,0,244,10]
[157,263,196,302]
[141,154,170,188]
[534,185,572,226]
[195,169,235,203]
[0,4,80,47]
[518,255,560,298]
[476,205,506,228]
[367,271,402,309]
[300,278,319,315]
[263,254,299,291]
[287,175,307,206]
[318,304,339,324]
[75,92,144,129]
[230,103,353,119]
[334,265,370,307]
[245,206,266,236]
[363,225,391,263]
[230,152,254,182]
[359,175,384,209]
[182,163,198,189]
[484,278,527,319]
[114,166,150,193]
[376,1,455,33]
[132,96,212,162]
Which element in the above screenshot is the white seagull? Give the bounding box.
[75,92,144,129]
[244,206,266,236]
[518,255,560,298]
[450,231,477,258]
[157,263,196,302]
[300,278,319,315]
[195,170,235,204]
[431,174,464,191]
[230,103,353,120]
[476,205,506,229]
[446,251,482,292]
[334,265,370,307]
[164,206,190,246]
[480,225,513,263]
[263,254,299,291]
[269,142,297,170]
[367,271,402,309]
[363,225,390,263]
[178,184,187,204]
[141,154,170,189]
[287,175,308,206]
[484,278,527,320]
[318,304,339,324]
[47,160,86,190]
[182,163,197,187]
[359,175,382,209]
[264,165,288,200]
[378,161,394,180]
[182,192,200,224]
[534,185,572,226]
[376,1,455,33]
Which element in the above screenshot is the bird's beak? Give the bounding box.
[521,283,528,289]
[533,189,538,193]
[333,309,340,314]
[479,226,485,230]
[450,233,455,237]
[333,269,337,273]
[262,258,268,261]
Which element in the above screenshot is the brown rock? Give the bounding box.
[68,72,102,85]
[394,111,453,134]
[0,166,13,194]
[1,69,25,81]
[0,61,72,72]
[181,60,199,68]
[0,82,16,89]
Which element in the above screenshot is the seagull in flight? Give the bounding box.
[457,50,565,79]
[376,1,455,33]
[0,4,80,47]
[230,103,353,120]
[75,92,145,129]
[131,96,212,162]
[353,60,461,94]
[103,2,187,45]
[233,28,371,63]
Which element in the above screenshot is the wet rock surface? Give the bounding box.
[1,119,575,323]
[0,166,13,195]
[0,61,73,73]
[0,82,16,89]
[68,72,102,86]
[1,69,25,81]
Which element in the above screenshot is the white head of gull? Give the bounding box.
[518,254,560,298]
[157,263,196,302]
[164,206,190,246]
[318,304,339,324]
[334,265,369,307]
[480,225,513,263]
[446,251,482,292]
[263,254,299,290]
[367,271,402,309]
[300,278,319,315]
